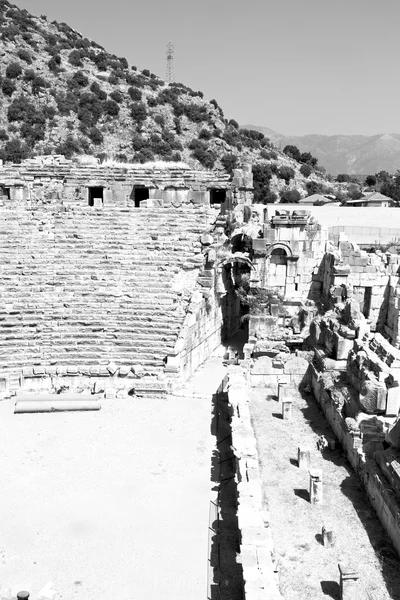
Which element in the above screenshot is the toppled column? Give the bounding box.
[309,469,323,504]
[322,524,335,547]
[338,563,359,600]
[282,400,293,420]
[298,446,310,469]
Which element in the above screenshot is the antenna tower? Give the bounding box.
[166,42,175,84]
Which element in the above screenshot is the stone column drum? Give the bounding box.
[309,469,323,504]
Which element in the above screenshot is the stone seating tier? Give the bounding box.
[0,204,213,379]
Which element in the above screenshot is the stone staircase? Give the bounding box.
[0,205,214,377]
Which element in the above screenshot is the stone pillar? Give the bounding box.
[322,525,335,547]
[282,400,292,420]
[298,446,310,469]
[278,381,287,401]
[17,592,30,600]
[309,469,323,504]
[338,564,359,600]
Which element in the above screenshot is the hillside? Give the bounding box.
[0,0,287,175]
[244,125,400,176]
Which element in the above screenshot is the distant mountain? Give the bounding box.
[243,125,400,176]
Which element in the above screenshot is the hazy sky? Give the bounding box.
[11,0,400,136]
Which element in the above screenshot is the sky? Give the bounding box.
[11,0,400,136]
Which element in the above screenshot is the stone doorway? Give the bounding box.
[131,185,149,208]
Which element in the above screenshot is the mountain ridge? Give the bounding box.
[243,125,400,175]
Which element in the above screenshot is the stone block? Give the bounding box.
[284,356,309,375]
[386,384,400,417]
[298,446,310,469]
[322,525,335,547]
[338,563,359,600]
[106,361,118,375]
[282,400,292,420]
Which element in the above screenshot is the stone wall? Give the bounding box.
[249,354,309,393]
[227,367,284,600]
[308,363,400,558]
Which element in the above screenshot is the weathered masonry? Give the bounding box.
[0,156,253,397]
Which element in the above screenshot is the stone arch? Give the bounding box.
[266,242,293,257]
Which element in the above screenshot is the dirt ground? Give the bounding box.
[0,393,215,600]
[250,388,400,600]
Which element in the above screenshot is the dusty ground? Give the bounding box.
[0,392,216,600]
[250,388,400,600]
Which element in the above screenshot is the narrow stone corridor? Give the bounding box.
[250,388,400,600]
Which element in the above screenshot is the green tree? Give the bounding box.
[283,145,301,161]
[365,175,376,187]
[280,189,301,203]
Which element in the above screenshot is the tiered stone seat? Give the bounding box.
[0,205,212,378]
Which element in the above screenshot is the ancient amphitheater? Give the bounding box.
[1,155,400,600]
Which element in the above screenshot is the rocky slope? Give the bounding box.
[244,125,400,176]
[0,0,286,175]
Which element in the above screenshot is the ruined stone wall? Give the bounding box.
[308,364,400,558]
[227,367,283,600]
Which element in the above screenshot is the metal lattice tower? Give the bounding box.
[166,42,175,84]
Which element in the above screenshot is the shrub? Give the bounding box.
[278,166,295,184]
[130,102,147,123]
[280,188,301,203]
[128,87,142,101]
[0,129,9,141]
[228,119,239,129]
[131,133,145,151]
[260,149,271,160]
[55,135,81,158]
[173,117,181,134]
[172,152,181,162]
[300,163,313,178]
[75,38,91,49]
[31,76,49,95]
[7,95,35,122]
[90,81,107,100]
[6,61,22,79]
[221,153,239,174]
[104,99,120,117]
[109,90,123,103]
[68,49,84,67]
[189,140,216,169]
[0,139,29,163]
[283,145,301,161]
[23,69,35,82]
[17,49,32,64]
[1,78,16,96]
[71,71,89,88]
[142,69,150,77]
[154,114,165,127]
[108,74,119,85]
[199,128,212,140]
[306,180,324,196]
[48,55,61,72]
[89,127,103,145]
[135,148,155,163]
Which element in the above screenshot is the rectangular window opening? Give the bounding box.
[0,187,11,200]
[88,187,104,207]
[131,186,149,208]
[210,188,226,206]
